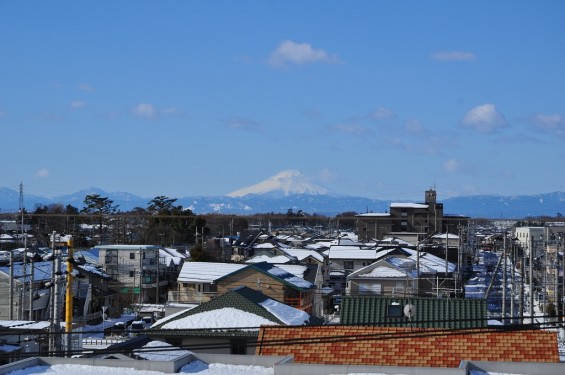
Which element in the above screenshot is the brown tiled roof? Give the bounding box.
[256,325,559,367]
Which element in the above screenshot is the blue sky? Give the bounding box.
[1,1,564,201]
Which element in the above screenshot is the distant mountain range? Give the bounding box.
[1,170,565,218]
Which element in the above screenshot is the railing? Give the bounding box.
[167,290,217,304]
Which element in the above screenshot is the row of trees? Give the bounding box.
[21,194,212,248]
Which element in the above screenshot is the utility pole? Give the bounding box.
[530,235,534,323]
[502,233,507,324]
[65,237,74,356]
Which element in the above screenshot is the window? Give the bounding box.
[130,253,135,260]
[129,270,135,278]
[343,261,354,270]
[386,304,403,317]
[230,339,247,355]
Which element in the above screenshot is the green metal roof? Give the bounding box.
[340,295,487,329]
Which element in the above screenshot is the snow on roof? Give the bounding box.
[276,264,308,279]
[246,255,292,264]
[432,233,460,240]
[283,249,325,263]
[253,242,275,249]
[380,237,416,246]
[78,263,110,278]
[178,262,247,283]
[9,362,274,375]
[159,307,278,331]
[356,212,391,217]
[256,264,314,290]
[133,340,192,361]
[401,247,457,273]
[160,248,185,266]
[355,265,408,278]
[390,203,429,209]
[259,299,310,326]
[324,247,378,260]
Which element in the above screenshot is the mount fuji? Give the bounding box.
[226,170,331,198]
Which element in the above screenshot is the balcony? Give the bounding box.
[167,290,217,304]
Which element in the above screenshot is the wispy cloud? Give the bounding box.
[268,40,340,68]
[131,103,158,120]
[226,116,262,131]
[161,107,184,116]
[526,113,565,136]
[431,51,476,62]
[78,83,94,92]
[404,119,423,134]
[70,100,86,109]
[37,168,49,177]
[443,158,462,173]
[329,123,370,136]
[461,104,508,133]
[371,107,395,120]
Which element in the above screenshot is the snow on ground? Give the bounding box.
[4,362,273,375]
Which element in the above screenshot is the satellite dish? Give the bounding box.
[404,303,416,319]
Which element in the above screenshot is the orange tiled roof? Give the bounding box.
[256,325,559,367]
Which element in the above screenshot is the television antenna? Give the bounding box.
[404,303,416,320]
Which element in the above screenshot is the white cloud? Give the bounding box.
[227,117,262,131]
[431,51,476,61]
[268,40,339,68]
[79,83,94,92]
[132,103,157,119]
[330,123,369,136]
[161,107,184,116]
[37,168,49,177]
[70,100,86,109]
[461,103,508,133]
[371,107,395,120]
[528,114,565,132]
[443,158,461,173]
[405,119,423,134]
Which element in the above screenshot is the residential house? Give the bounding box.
[171,262,247,304]
[95,245,170,305]
[172,261,317,314]
[346,252,457,298]
[323,246,379,294]
[148,286,320,355]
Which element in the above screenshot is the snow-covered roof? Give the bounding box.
[355,265,408,278]
[246,255,292,264]
[356,212,391,217]
[390,203,429,209]
[283,249,325,263]
[159,307,278,331]
[255,263,314,290]
[178,262,247,283]
[134,340,192,361]
[253,242,276,249]
[432,233,460,240]
[259,298,309,325]
[401,247,457,273]
[276,264,308,280]
[324,247,378,260]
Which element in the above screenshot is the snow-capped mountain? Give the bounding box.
[226,170,330,198]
